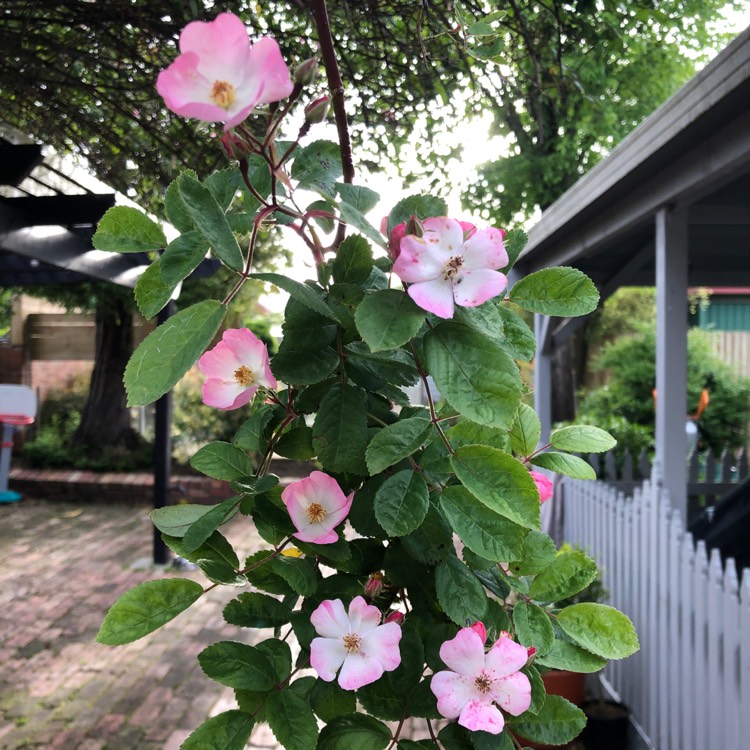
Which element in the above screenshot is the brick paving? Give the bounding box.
[0,485,292,750]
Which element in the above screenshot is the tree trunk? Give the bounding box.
[73,295,135,448]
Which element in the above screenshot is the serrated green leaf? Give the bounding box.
[312,383,369,474]
[557,603,639,659]
[151,504,214,538]
[125,300,226,406]
[190,441,254,481]
[440,485,527,562]
[502,227,528,270]
[451,446,540,529]
[223,592,292,628]
[180,710,254,750]
[510,403,542,457]
[366,416,432,474]
[508,531,558,576]
[509,267,599,317]
[198,641,276,690]
[337,182,380,213]
[374,470,430,537]
[344,342,419,387]
[355,289,425,351]
[271,343,339,385]
[291,139,342,198]
[164,175,195,233]
[160,230,208,285]
[268,555,318,596]
[266,686,319,750]
[528,551,598,603]
[93,206,166,253]
[204,167,240,209]
[182,496,242,553]
[513,600,555,656]
[178,172,243,271]
[387,194,448,235]
[510,694,586,745]
[163,531,242,585]
[134,258,176,320]
[233,404,279,452]
[435,556,488,625]
[495,304,536,363]
[97,578,203,645]
[454,300,505,342]
[535,638,607,672]
[424,323,522,429]
[309,679,357,722]
[339,200,388,248]
[251,272,339,322]
[550,425,617,453]
[530,451,596,480]
[331,234,374,285]
[274,425,316,460]
[317,713,391,750]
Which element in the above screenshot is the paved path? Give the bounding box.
[0,495,282,750]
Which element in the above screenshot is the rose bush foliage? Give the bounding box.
[95,8,636,749]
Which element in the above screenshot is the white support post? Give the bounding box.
[534,313,553,445]
[655,205,689,523]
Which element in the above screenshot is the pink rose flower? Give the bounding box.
[281,471,354,544]
[392,217,508,318]
[310,597,402,690]
[431,626,532,735]
[198,328,276,410]
[530,470,554,504]
[156,12,293,129]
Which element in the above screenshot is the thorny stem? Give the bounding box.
[408,339,455,456]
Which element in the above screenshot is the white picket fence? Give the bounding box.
[562,477,750,750]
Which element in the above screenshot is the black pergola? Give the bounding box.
[1,139,193,564]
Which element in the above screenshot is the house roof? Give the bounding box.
[516,25,750,292]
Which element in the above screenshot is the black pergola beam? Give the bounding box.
[1,194,115,227]
[0,144,43,186]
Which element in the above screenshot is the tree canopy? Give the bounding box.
[2,1,741,221]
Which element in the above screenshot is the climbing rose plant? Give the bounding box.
[95,6,638,749]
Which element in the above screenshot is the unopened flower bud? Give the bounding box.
[470,621,487,644]
[527,646,537,659]
[364,572,384,599]
[220,130,256,160]
[304,95,331,124]
[384,611,404,626]
[294,56,320,86]
[404,214,424,238]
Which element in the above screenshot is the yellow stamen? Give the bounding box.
[234,365,255,387]
[211,80,236,109]
[306,502,327,524]
[343,633,361,654]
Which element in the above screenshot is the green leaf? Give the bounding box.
[502,227,528,271]
[332,234,374,285]
[268,555,318,596]
[454,300,505,342]
[424,323,522,429]
[509,694,586,746]
[557,603,639,659]
[274,425,316,460]
[251,272,339,322]
[508,531,558,576]
[233,404,278,452]
[163,531,242,585]
[440,485,527,562]
[151,503,213,538]
[435,556,488,625]
[164,175,195,233]
[345,342,419,387]
[198,641,276,690]
[180,710,254,750]
[550,425,617,453]
[495,304,536,361]
[223,592,292,628]
[266,688,319,750]
[182,496,242,553]
[93,206,166,253]
[530,451,596,480]
[312,383,369,474]
[470,729,513,750]
[291,139,342,198]
[528,551,598,603]
[125,300,226,406]
[367,416,432,474]
[97,579,203,644]
[509,267,599,317]
[317,713,391,750]
[387,194,448,235]
[160,231,208,285]
[510,403,542,457]
[204,167,240,209]
[178,172,243,271]
[337,183,380,214]
[339,201,388,248]
[272,344,339,385]
[513,600,555,656]
[190,441,254,481]
[355,289,425,352]
[374,470,430,537]
[134,259,175,320]
[309,679,357,722]
[535,638,607,673]
[451,446,540,529]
